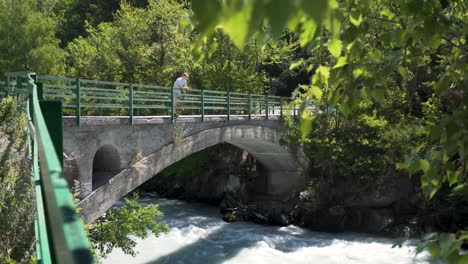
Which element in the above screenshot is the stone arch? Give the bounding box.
[92,144,121,190]
[79,125,304,223]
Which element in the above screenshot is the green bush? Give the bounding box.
[0,97,35,263]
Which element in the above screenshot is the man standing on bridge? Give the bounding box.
[172,72,190,117]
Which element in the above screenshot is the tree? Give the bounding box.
[87,194,169,258]
[52,0,148,47]
[67,0,191,84]
[192,31,265,94]
[0,0,64,76]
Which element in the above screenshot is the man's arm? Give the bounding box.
[182,80,189,91]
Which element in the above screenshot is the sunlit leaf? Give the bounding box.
[299,100,313,140]
[409,158,430,174]
[333,56,347,69]
[398,66,408,80]
[380,7,395,19]
[289,59,304,70]
[327,38,343,58]
[349,10,363,27]
[310,85,323,100]
[220,3,253,48]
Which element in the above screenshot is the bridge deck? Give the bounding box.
[63,114,284,125]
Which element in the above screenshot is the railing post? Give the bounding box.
[248,93,251,120]
[76,78,81,127]
[293,102,296,119]
[16,76,22,97]
[227,90,230,121]
[280,97,283,121]
[5,76,10,97]
[129,84,134,126]
[201,89,205,122]
[170,86,175,123]
[98,91,102,116]
[37,82,44,100]
[265,95,269,120]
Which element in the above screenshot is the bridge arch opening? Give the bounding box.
[139,142,270,205]
[92,144,121,190]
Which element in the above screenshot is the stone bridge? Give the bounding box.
[63,116,305,223]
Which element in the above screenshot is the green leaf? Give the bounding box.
[353,67,366,78]
[398,66,409,80]
[380,7,395,19]
[299,100,313,140]
[427,242,441,258]
[435,75,450,93]
[447,170,460,186]
[370,88,385,103]
[396,162,406,170]
[328,88,340,105]
[327,38,343,58]
[323,8,341,37]
[409,158,430,174]
[289,59,304,70]
[332,56,347,69]
[310,85,323,100]
[265,0,295,36]
[438,233,460,259]
[191,0,221,35]
[429,188,438,200]
[429,125,442,141]
[301,0,329,23]
[349,10,363,27]
[452,184,468,196]
[220,3,253,48]
[317,65,330,82]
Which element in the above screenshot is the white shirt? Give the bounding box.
[173,77,187,91]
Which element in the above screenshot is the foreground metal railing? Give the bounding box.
[34,75,300,125]
[1,72,93,263]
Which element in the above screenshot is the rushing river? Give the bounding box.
[103,198,433,264]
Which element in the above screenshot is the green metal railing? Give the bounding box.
[2,72,93,264]
[35,75,300,125]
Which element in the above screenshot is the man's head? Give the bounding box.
[182,72,189,80]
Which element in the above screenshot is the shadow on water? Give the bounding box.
[142,199,335,264]
[144,224,257,264]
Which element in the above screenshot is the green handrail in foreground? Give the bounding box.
[3,72,93,264]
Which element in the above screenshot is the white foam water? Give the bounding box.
[103,198,433,264]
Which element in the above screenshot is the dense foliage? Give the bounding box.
[187,0,467,262]
[0,97,35,264]
[0,0,64,75]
